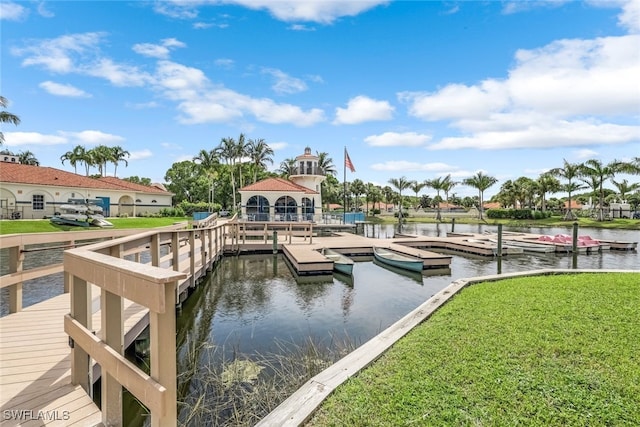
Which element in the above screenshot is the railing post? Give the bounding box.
[189,231,196,287]
[70,274,92,393]
[150,281,178,427]
[8,245,24,313]
[102,245,124,426]
[151,234,160,267]
[309,222,313,244]
[172,233,180,271]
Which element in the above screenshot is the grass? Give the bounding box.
[308,273,640,426]
[0,217,190,235]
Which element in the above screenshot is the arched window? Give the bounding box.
[246,195,270,221]
[301,197,314,221]
[274,196,297,221]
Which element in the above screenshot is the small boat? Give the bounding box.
[372,246,423,272]
[464,238,524,255]
[491,239,556,254]
[321,248,354,275]
[372,258,423,284]
[50,199,113,228]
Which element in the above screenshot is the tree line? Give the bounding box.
[2,95,639,221]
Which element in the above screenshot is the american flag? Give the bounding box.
[345,148,355,173]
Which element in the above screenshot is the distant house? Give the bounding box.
[563,199,584,210]
[0,162,173,219]
[483,202,502,210]
[238,147,325,222]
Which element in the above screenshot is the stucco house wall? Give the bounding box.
[0,163,173,220]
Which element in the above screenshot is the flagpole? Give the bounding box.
[343,146,347,225]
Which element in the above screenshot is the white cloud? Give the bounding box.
[85,58,152,87]
[155,61,325,126]
[0,2,28,20]
[215,58,235,69]
[428,116,639,150]
[37,2,54,18]
[268,141,288,150]
[12,32,105,73]
[574,148,599,159]
[370,161,458,172]
[261,68,308,94]
[364,131,431,147]
[289,24,316,31]
[126,101,160,109]
[217,1,389,24]
[400,80,509,121]
[59,130,125,145]
[3,132,67,146]
[129,149,153,160]
[334,96,394,125]
[133,38,185,59]
[39,81,91,97]
[618,0,640,33]
[403,33,640,151]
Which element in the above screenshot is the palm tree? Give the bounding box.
[441,174,458,210]
[0,96,20,145]
[111,146,130,177]
[536,173,561,213]
[88,145,113,177]
[611,179,640,201]
[388,176,411,226]
[60,145,87,174]
[350,179,365,211]
[426,176,447,221]
[462,171,498,221]
[409,180,427,210]
[316,151,337,176]
[216,137,238,210]
[235,133,249,189]
[247,138,274,183]
[579,159,626,221]
[277,157,298,177]
[549,159,582,220]
[17,150,39,166]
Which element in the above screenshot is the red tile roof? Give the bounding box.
[240,177,318,194]
[0,163,171,194]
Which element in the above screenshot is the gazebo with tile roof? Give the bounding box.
[239,147,326,222]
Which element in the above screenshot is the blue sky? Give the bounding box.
[2,0,639,199]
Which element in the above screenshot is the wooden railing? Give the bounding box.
[0,227,187,314]
[62,221,230,426]
[227,220,314,248]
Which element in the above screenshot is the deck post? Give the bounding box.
[151,234,160,267]
[102,289,124,425]
[150,281,178,427]
[8,245,24,313]
[102,245,124,425]
[70,274,92,393]
[172,233,180,271]
[189,231,196,287]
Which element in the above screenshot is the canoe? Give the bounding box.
[321,248,354,275]
[372,246,423,272]
[372,258,423,284]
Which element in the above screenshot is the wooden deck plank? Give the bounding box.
[0,285,148,425]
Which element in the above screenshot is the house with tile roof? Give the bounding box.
[0,162,173,219]
[238,147,326,222]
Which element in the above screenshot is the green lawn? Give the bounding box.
[0,217,190,235]
[308,273,640,426]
